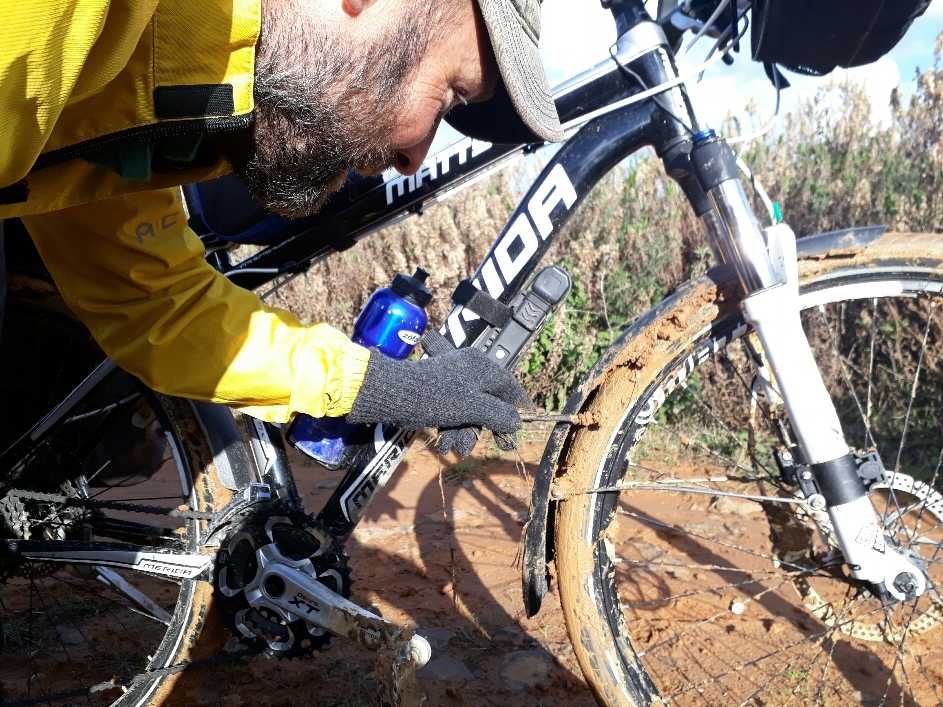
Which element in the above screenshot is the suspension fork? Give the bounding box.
[688,131,925,601]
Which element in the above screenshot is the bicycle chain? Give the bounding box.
[0,489,257,706]
[0,493,30,538]
[0,489,217,585]
[2,489,216,520]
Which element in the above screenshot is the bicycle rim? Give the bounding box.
[0,277,231,707]
[555,233,943,706]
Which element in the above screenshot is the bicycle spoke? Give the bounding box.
[648,420,782,486]
[883,300,937,543]
[814,624,840,705]
[907,640,943,705]
[866,298,879,448]
[735,626,831,707]
[809,584,862,705]
[782,589,864,705]
[675,379,753,452]
[616,507,834,576]
[665,602,893,700]
[887,437,943,545]
[817,303,877,448]
[719,343,776,427]
[637,576,797,660]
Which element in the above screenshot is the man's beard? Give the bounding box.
[229,1,437,218]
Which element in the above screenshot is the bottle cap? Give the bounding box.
[391,267,433,308]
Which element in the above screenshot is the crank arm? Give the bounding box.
[4,539,213,580]
[250,559,431,659]
[250,558,431,705]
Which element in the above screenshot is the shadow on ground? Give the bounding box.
[183,427,596,707]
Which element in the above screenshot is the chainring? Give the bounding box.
[214,504,351,659]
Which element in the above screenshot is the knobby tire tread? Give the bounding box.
[554,231,943,706]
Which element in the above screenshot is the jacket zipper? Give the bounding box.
[32,114,253,173]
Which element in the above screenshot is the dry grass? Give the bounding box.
[267,37,943,409]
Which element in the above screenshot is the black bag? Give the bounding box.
[751,0,932,75]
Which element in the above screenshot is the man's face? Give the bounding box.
[232,0,498,218]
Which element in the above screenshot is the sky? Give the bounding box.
[430,0,943,153]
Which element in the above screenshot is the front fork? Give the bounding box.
[693,132,926,601]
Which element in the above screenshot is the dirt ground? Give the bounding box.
[187,425,598,707]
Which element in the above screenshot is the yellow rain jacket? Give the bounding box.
[0,0,371,422]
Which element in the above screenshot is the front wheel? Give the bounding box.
[555,231,943,706]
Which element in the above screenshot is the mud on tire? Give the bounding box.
[555,232,943,706]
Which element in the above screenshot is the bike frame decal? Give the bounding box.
[383,138,493,206]
[16,545,212,579]
[337,426,410,523]
[442,163,578,347]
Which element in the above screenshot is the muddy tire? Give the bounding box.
[555,232,943,706]
[0,274,236,707]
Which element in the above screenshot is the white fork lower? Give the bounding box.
[742,224,925,600]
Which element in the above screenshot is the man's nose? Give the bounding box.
[392,125,439,176]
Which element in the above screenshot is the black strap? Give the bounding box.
[452,279,512,328]
[0,180,29,205]
[154,84,235,120]
[420,328,456,358]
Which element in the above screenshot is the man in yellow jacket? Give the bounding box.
[0,0,563,454]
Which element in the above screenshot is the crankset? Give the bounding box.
[214,503,431,705]
[214,505,352,658]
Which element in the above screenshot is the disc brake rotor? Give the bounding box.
[779,472,943,642]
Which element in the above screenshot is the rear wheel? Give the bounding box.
[555,232,943,706]
[0,274,235,706]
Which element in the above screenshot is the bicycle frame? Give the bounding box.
[2,0,924,623]
[224,16,712,548]
[255,0,920,606]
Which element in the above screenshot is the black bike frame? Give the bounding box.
[1,0,716,583]
[205,11,703,295]
[214,3,712,544]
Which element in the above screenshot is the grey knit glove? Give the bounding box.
[347,348,533,457]
[437,427,519,458]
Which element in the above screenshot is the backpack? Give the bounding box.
[751,0,932,75]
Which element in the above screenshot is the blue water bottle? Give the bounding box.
[287,267,432,468]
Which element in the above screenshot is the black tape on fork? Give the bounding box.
[810,454,869,506]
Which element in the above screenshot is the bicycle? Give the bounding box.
[2,1,942,705]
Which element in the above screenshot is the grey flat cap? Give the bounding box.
[445,0,564,145]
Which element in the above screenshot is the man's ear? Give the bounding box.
[341,0,365,16]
